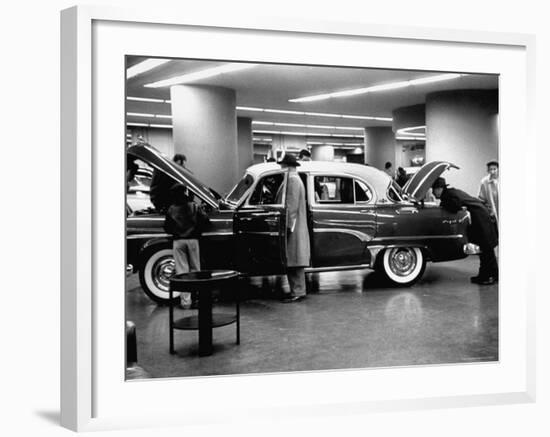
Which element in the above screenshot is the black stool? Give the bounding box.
[168,270,240,356]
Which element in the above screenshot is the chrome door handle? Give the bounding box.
[396,207,418,214]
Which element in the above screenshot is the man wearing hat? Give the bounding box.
[432,177,498,285]
[279,154,311,302]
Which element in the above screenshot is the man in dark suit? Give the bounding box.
[432,177,498,285]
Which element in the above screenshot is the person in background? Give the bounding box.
[164,184,210,308]
[150,153,187,213]
[384,161,393,177]
[394,166,409,188]
[173,153,187,169]
[126,158,139,193]
[298,148,312,161]
[279,154,310,303]
[432,177,498,285]
[478,160,499,227]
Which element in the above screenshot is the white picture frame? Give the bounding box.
[60,5,536,432]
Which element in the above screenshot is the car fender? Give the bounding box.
[137,236,173,267]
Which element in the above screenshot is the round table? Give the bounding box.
[168,270,240,356]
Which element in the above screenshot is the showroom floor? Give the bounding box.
[125,256,498,379]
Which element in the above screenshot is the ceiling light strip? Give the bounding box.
[127,96,169,103]
[238,106,391,122]
[289,73,464,103]
[251,120,364,131]
[127,59,170,79]
[127,112,172,119]
[253,129,363,138]
[144,63,256,88]
[127,122,173,129]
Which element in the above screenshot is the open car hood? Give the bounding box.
[402,161,459,201]
[127,143,219,209]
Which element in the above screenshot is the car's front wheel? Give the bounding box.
[380,247,426,286]
[138,245,180,304]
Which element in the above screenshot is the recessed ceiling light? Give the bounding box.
[127,59,170,79]
[289,73,464,103]
[144,63,256,88]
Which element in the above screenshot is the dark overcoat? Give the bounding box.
[285,171,311,267]
[439,187,498,249]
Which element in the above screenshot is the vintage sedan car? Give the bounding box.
[127,144,471,304]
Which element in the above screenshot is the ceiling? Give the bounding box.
[126,56,498,145]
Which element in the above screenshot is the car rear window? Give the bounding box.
[314,176,354,204]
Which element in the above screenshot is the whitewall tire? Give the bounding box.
[139,246,180,304]
[381,247,426,286]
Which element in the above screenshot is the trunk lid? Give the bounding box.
[127,143,219,209]
[402,161,459,201]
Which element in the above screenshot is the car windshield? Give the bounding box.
[225,173,254,205]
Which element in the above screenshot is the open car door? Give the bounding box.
[233,172,288,275]
[402,161,459,202]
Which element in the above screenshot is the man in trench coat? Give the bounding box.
[279,154,311,302]
[432,177,498,285]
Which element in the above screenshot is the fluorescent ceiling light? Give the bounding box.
[237,106,391,121]
[289,73,464,103]
[127,112,172,119]
[304,112,341,118]
[253,129,363,138]
[396,136,426,141]
[150,124,173,129]
[265,109,306,115]
[127,112,155,118]
[251,120,363,131]
[144,63,256,88]
[127,59,170,79]
[127,122,172,129]
[127,96,169,103]
[236,106,264,112]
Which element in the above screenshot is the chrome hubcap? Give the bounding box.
[388,248,417,277]
[151,256,175,292]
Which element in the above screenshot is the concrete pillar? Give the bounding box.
[237,117,253,176]
[170,85,238,195]
[392,104,426,169]
[311,145,334,161]
[364,126,396,171]
[426,89,498,195]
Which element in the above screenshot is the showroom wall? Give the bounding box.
[426,89,498,195]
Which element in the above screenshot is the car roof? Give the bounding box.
[245,161,393,196]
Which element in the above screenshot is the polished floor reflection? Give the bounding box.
[126,257,498,379]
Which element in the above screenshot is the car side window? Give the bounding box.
[314,176,354,204]
[249,173,285,205]
[354,179,372,203]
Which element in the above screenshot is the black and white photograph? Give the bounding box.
[125,57,500,379]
